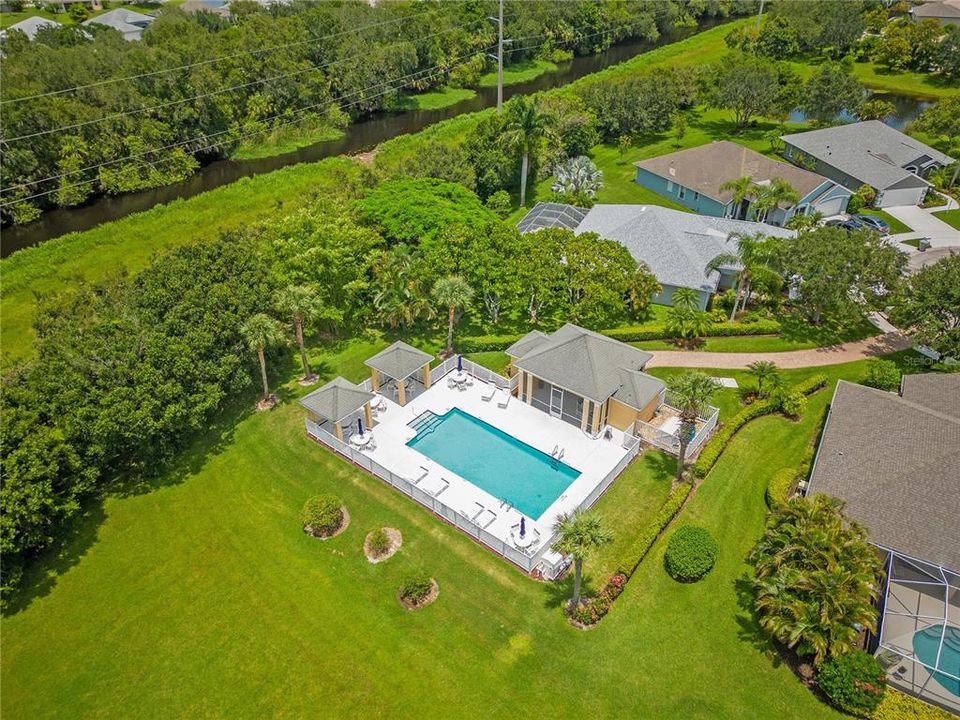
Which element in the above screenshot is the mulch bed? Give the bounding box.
[255,394,278,411]
[397,579,439,611]
[364,527,402,563]
[303,507,350,540]
[297,374,319,387]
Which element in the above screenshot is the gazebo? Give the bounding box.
[299,377,375,442]
[364,341,433,407]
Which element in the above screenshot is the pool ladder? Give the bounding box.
[551,445,565,460]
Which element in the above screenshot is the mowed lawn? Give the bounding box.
[3,339,923,718]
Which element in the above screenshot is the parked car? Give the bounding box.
[854,215,890,235]
[825,217,866,232]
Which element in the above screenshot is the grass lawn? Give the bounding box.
[933,209,960,230]
[900,238,921,248]
[401,86,477,111]
[858,208,913,234]
[1,2,185,28]
[230,122,346,160]
[8,335,917,718]
[478,59,558,87]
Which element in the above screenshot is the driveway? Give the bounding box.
[907,246,959,273]
[886,201,960,248]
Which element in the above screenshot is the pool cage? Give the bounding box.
[873,549,960,714]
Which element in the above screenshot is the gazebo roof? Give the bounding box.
[299,377,373,423]
[364,341,432,381]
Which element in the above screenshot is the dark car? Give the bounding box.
[825,217,866,232]
[854,214,891,235]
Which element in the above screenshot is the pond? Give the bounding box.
[787,91,935,130]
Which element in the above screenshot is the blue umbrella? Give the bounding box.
[457,354,463,372]
[520,517,526,538]
[357,418,364,436]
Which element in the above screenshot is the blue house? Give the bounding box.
[634,141,852,225]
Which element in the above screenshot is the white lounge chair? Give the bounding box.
[496,390,510,408]
[480,385,496,402]
[410,466,430,485]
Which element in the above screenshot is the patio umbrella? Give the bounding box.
[357,418,364,436]
[520,517,526,538]
[457,355,463,372]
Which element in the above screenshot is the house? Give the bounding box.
[507,323,666,435]
[517,202,794,310]
[634,141,852,224]
[806,375,960,714]
[0,15,63,41]
[83,8,155,40]
[781,121,956,207]
[909,0,960,26]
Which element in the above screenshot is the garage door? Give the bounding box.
[815,196,847,216]
[878,187,925,207]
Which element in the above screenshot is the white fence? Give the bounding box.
[635,403,720,456]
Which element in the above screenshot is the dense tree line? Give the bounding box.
[0,0,753,223]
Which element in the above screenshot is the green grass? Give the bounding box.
[8,336,914,718]
[478,59,558,87]
[857,209,912,234]
[230,122,345,160]
[900,238,921,248]
[401,86,477,111]
[1,2,185,28]
[933,209,960,230]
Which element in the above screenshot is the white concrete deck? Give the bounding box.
[362,376,633,558]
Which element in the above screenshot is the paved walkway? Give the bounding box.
[645,332,913,369]
[887,200,960,249]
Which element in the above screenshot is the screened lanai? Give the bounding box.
[364,341,433,407]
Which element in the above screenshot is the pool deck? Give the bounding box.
[362,377,633,561]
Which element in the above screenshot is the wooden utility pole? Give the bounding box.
[488,0,505,113]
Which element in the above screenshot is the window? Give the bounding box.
[678,186,686,199]
[666,180,674,192]
[693,191,700,201]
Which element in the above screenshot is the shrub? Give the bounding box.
[617,484,691,577]
[664,525,718,581]
[485,190,512,218]
[368,528,390,556]
[779,391,808,418]
[300,494,343,536]
[818,651,886,716]
[871,688,955,719]
[766,467,798,507]
[863,359,900,392]
[572,573,628,626]
[398,572,433,603]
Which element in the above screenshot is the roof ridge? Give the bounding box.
[836,379,960,426]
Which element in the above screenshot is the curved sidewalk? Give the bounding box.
[644,333,913,370]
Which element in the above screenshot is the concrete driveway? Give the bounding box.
[886,201,960,248]
[906,246,959,272]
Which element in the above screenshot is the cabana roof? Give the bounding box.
[364,341,432,381]
[299,377,373,423]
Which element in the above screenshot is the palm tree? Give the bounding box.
[372,245,434,330]
[671,287,701,312]
[552,155,603,197]
[553,509,612,610]
[241,313,287,403]
[274,285,327,382]
[431,275,474,355]
[666,288,713,347]
[746,360,781,399]
[706,232,784,321]
[753,177,800,224]
[502,96,555,207]
[666,372,720,483]
[720,175,757,220]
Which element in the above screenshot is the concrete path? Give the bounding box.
[887,200,960,249]
[645,332,913,370]
[906,246,959,273]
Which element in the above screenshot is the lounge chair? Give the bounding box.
[480,385,496,402]
[496,390,510,408]
[411,466,430,485]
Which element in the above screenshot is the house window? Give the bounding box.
[693,191,700,201]
[666,180,674,192]
[678,186,686,199]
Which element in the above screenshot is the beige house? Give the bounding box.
[364,340,433,407]
[506,324,666,436]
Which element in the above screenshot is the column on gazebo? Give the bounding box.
[370,369,380,392]
[364,403,373,427]
[333,422,344,441]
[423,364,431,389]
[398,379,406,406]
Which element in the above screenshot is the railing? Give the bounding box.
[432,355,513,390]
[634,403,720,456]
[687,404,719,455]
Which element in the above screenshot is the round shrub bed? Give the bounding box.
[817,650,886,716]
[364,527,402,563]
[300,494,348,539]
[664,524,718,582]
[397,572,438,610]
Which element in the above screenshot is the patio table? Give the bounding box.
[351,432,374,448]
[451,371,468,385]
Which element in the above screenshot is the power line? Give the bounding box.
[3,18,491,143]
[0,47,493,205]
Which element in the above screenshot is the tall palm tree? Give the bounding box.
[552,155,603,197]
[241,313,287,403]
[372,245,434,330]
[274,285,326,382]
[553,509,612,610]
[706,232,785,321]
[753,177,800,223]
[746,360,781,399]
[666,372,720,483]
[502,96,555,207]
[720,175,757,220]
[431,275,474,355]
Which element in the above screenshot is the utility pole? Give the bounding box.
[756,0,764,29]
[488,0,505,113]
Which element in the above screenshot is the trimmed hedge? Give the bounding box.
[818,650,886,716]
[765,468,799,507]
[692,374,828,479]
[617,483,692,577]
[870,689,955,719]
[664,525,718,582]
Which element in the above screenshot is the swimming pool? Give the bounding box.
[913,624,960,697]
[407,409,580,519]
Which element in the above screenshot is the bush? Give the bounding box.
[485,190,512,218]
[863,359,901,392]
[871,688,955,719]
[368,528,390,556]
[617,484,691,577]
[664,525,718,581]
[779,391,808,418]
[766,467,798,507]
[300,494,343,536]
[818,651,886,716]
[573,572,628,625]
[398,572,433,603]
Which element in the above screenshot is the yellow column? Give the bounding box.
[423,364,431,389]
[364,403,373,428]
[580,400,590,431]
[371,369,380,392]
[525,373,534,405]
[398,380,406,406]
[591,401,602,435]
[334,422,344,441]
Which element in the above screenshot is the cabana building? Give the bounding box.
[299,377,375,443]
[364,340,433,407]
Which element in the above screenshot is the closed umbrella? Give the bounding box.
[357,418,364,436]
[457,355,463,372]
[520,517,526,538]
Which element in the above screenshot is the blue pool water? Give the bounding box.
[407,409,580,519]
[913,624,960,697]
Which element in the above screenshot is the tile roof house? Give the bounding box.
[517,202,794,310]
[909,0,960,25]
[635,141,852,224]
[780,121,956,207]
[83,8,155,41]
[1,16,64,41]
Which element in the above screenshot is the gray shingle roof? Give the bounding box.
[511,323,661,405]
[617,368,666,411]
[572,204,793,293]
[299,377,373,422]
[505,330,550,358]
[635,141,832,203]
[83,8,154,39]
[781,121,954,191]
[900,373,960,420]
[808,379,960,572]
[364,340,432,381]
[516,202,589,233]
[2,16,63,40]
